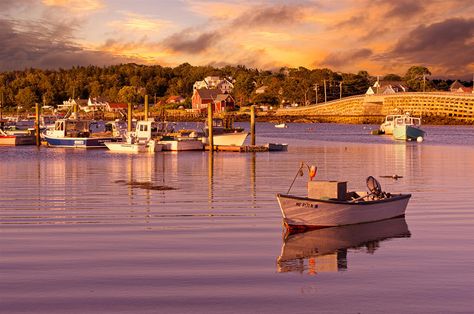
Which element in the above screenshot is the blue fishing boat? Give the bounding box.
[44,119,119,148]
[392,115,425,141]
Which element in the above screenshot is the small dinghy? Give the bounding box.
[276,163,411,231]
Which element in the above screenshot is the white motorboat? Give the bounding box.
[392,115,425,141]
[105,120,162,153]
[201,118,248,146]
[275,123,288,128]
[379,114,405,135]
[277,164,411,230]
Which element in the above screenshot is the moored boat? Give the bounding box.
[275,123,288,128]
[277,164,411,230]
[44,119,119,148]
[379,114,404,135]
[105,121,162,153]
[201,117,249,146]
[159,137,204,151]
[0,129,36,145]
[392,115,425,141]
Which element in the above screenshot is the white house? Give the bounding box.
[193,76,234,93]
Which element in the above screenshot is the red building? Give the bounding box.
[192,89,235,113]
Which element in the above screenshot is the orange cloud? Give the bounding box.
[42,0,104,12]
[108,13,172,34]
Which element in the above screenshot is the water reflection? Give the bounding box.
[277,218,411,274]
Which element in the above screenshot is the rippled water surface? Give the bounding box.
[1,123,473,313]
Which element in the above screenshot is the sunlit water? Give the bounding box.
[1,123,473,313]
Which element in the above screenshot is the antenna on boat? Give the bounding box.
[286,162,317,194]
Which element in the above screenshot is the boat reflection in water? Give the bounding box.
[277,217,410,274]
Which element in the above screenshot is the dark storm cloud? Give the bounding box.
[384,1,424,19]
[161,29,223,54]
[231,4,304,29]
[0,18,137,71]
[321,48,373,68]
[161,3,307,55]
[378,18,474,74]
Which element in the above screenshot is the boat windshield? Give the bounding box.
[395,117,421,126]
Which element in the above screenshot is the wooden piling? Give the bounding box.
[144,95,149,121]
[35,103,40,146]
[127,102,132,132]
[207,103,213,151]
[250,105,255,146]
[73,102,78,118]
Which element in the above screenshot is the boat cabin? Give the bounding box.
[49,119,108,138]
[394,116,421,127]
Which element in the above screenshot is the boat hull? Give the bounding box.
[105,140,162,153]
[0,135,36,146]
[202,132,249,146]
[158,139,203,151]
[277,193,411,229]
[44,135,117,148]
[393,125,425,141]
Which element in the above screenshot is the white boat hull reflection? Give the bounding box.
[277,193,410,228]
[277,217,411,274]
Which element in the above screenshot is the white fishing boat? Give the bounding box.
[276,164,411,230]
[105,121,162,153]
[275,123,288,128]
[379,114,405,135]
[393,115,425,141]
[201,118,248,146]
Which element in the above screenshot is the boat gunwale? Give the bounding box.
[276,192,411,205]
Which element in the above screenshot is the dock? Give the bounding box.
[205,143,288,152]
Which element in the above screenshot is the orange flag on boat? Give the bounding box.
[309,165,317,181]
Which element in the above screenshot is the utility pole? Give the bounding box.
[324,80,327,103]
[339,81,342,99]
[0,92,3,120]
[423,74,426,92]
[314,84,318,105]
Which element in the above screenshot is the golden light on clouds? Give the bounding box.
[108,13,172,34]
[0,0,471,77]
[186,0,249,19]
[42,0,104,12]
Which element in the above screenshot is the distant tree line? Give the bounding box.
[0,63,469,113]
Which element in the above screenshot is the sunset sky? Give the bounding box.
[1,0,473,78]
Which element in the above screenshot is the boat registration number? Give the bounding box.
[74,140,85,145]
[296,202,318,208]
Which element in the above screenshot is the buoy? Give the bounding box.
[417,136,423,142]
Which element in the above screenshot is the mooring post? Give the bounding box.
[35,102,40,146]
[208,103,213,151]
[250,105,256,146]
[73,102,77,118]
[144,95,149,121]
[127,102,132,132]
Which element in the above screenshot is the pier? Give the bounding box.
[275,92,474,123]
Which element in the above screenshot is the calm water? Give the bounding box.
[1,123,473,313]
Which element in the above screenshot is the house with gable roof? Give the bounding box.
[193,76,234,93]
[366,80,408,95]
[191,88,235,113]
[450,80,473,93]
